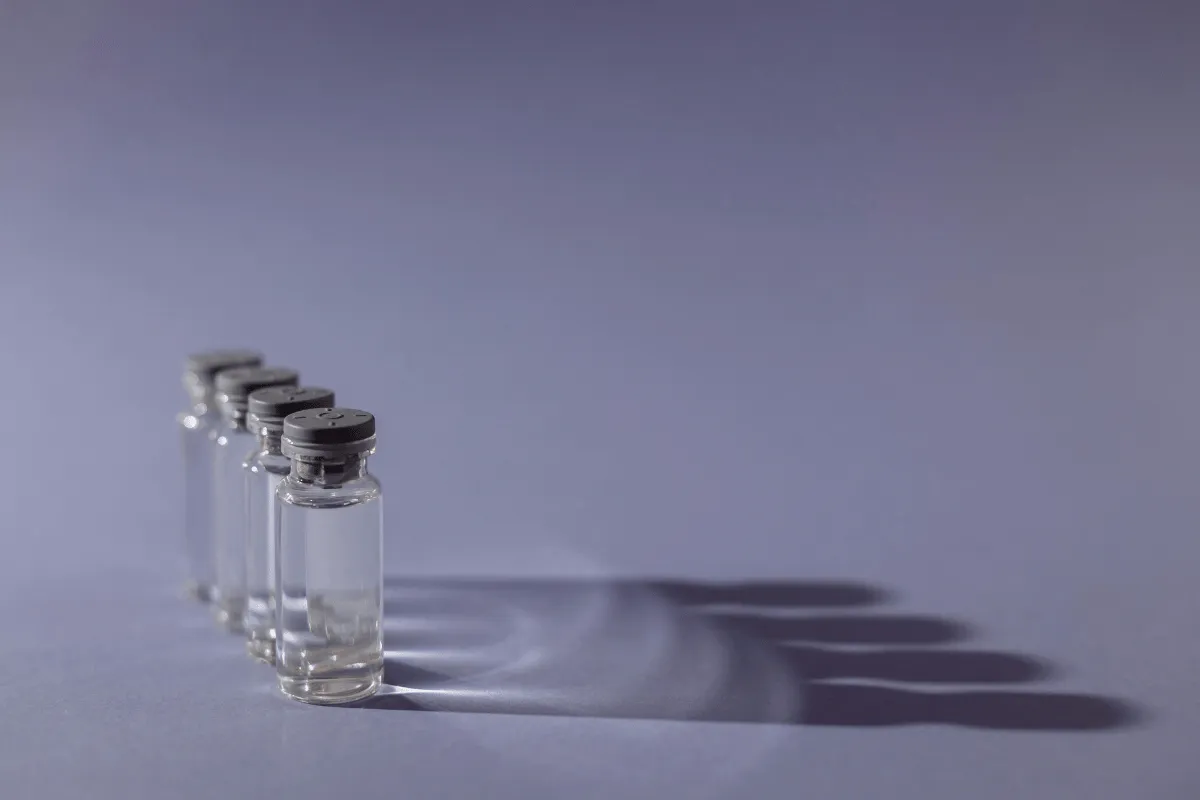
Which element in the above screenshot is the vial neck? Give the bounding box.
[186,381,215,415]
[220,407,250,431]
[290,453,370,486]
[256,426,284,455]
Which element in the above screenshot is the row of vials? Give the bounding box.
[178,349,385,705]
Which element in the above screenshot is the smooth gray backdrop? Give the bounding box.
[2,2,1197,798]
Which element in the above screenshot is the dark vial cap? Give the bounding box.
[248,386,336,419]
[185,349,263,382]
[215,366,300,403]
[284,408,376,447]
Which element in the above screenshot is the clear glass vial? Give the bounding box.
[277,407,384,704]
[211,365,299,632]
[178,349,263,602]
[243,385,337,664]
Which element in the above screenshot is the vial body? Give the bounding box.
[212,420,256,631]
[178,350,264,602]
[179,404,218,602]
[276,463,383,704]
[244,448,289,663]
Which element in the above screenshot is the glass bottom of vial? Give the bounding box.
[183,580,216,604]
[244,597,275,663]
[279,671,381,705]
[214,599,247,634]
[247,636,276,665]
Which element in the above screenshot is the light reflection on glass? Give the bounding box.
[376,579,803,724]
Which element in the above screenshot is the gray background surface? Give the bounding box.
[1,1,1197,797]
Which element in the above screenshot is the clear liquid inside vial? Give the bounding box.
[179,408,217,602]
[213,424,255,632]
[245,457,287,663]
[277,481,383,704]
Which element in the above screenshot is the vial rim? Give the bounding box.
[281,433,378,460]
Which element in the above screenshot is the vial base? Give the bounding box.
[247,636,276,665]
[215,597,247,633]
[183,580,215,604]
[279,670,382,705]
[245,594,276,663]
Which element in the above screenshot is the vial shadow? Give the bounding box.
[352,577,1140,730]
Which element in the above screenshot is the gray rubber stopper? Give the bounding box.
[283,408,376,446]
[248,386,336,418]
[185,349,263,382]
[215,366,300,402]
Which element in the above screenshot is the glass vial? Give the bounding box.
[178,349,263,602]
[243,385,336,664]
[277,407,384,704]
[211,366,299,632]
